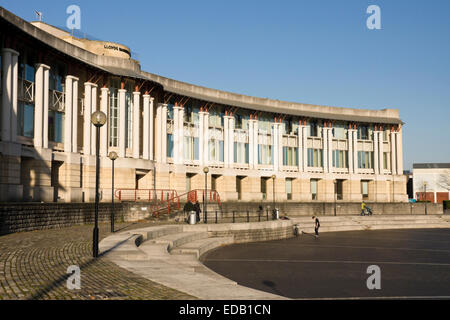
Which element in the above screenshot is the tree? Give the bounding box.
[437,170,450,191]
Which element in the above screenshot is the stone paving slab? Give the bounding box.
[0,221,197,300]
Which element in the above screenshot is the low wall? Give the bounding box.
[0,202,153,236]
[220,202,444,216]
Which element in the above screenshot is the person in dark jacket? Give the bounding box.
[183,199,195,223]
[194,201,201,222]
[312,216,320,238]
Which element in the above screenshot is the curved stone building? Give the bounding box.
[0,7,408,203]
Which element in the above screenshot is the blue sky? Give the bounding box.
[2,0,449,170]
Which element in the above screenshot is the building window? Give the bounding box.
[167,134,174,158]
[18,102,34,138]
[48,110,63,143]
[184,136,199,160]
[358,151,374,169]
[361,180,369,199]
[309,122,318,137]
[333,124,346,139]
[383,152,389,170]
[258,144,272,165]
[332,150,348,168]
[109,88,118,147]
[307,148,323,167]
[209,138,224,162]
[311,179,318,200]
[357,126,371,140]
[286,178,293,200]
[283,147,298,166]
[125,92,133,149]
[234,142,249,164]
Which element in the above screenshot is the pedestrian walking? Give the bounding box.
[312,216,320,238]
[361,201,366,216]
[194,201,201,223]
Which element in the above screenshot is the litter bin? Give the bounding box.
[188,211,197,225]
[272,208,279,220]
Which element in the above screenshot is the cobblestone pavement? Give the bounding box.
[0,221,197,300]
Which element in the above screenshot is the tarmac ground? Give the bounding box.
[202,228,450,299]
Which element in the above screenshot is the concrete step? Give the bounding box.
[133,225,183,241]
[368,223,449,230]
[170,236,234,259]
[150,231,209,250]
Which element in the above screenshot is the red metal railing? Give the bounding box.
[113,188,222,218]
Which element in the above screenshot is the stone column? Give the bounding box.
[223,116,229,167]
[118,88,127,158]
[155,103,162,162]
[173,105,180,164]
[1,48,19,142]
[277,122,282,169]
[43,67,49,149]
[149,98,154,161]
[142,94,150,160]
[64,76,73,153]
[71,78,79,153]
[378,131,384,174]
[203,112,209,165]
[100,87,109,157]
[353,129,358,174]
[228,116,235,165]
[348,128,353,174]
[133,91,141,159]
[1,48,12,141]
[297,124,303,172]
[248,119,254,168]
[255,119,260,168]
[34,64,50,148]
[34,64,44,147]
[83,82,93,156]
[373,128,379,175]
[328,127,333,173]
[178,106,184,163]
[323,126,328,173]
[11,52,19,142]
[396,127,403,175]
[198,111,204,165]
[391,130,397,175]
[272,122,278,171]
[302,126,307,170]
[161,103,168,164]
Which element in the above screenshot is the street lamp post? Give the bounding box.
[334,179,337,216]
[108,151,118,233]
[424,182,428,215]
[203,167,209,224]
[91,110,107,258]
[272,174,276,210]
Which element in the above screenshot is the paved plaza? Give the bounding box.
[203,228,450,299]
[0,222,196,300]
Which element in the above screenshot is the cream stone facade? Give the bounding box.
[0,7,408,203]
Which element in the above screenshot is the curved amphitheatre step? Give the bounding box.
[170,236,235,259]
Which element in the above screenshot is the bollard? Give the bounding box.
[266,209,269,221]
[215,211,218,224]
[233,211,236,223]
[247,210,250,223]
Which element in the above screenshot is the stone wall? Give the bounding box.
[0,202,153,236]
